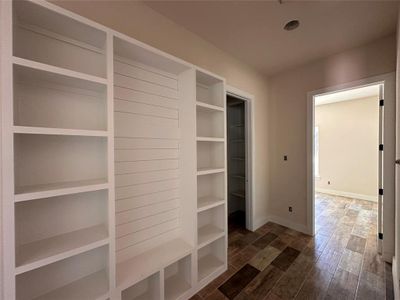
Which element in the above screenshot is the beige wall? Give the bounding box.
[315,97,379,200]
[268,35,396,229]
[51,0,271,228]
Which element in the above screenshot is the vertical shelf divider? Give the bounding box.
[1,1,16,299]
[107,30,116,294]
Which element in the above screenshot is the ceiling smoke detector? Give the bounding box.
[284,20,300,31]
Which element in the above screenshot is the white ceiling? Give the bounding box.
[315,85,380,106]
[145,0,399,76]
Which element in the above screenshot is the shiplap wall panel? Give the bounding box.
[116,219,179,251]
[114,59,177,90]
[115,179,179,200]
[114,87,179,110]
[115,189,179,212]
[115,137,179,150]
[115,160,179,174]
[114,112,179,139]
[115,169,180,187]
[116,199,179,226]
[116,209,179,238]
[115,149,179,162]
[114,99,178,120]
[116,229,180,263]
[114,58,182,263]
[114,74,178,99]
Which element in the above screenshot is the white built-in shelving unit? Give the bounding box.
[195,70,227,287]
[1,1,227,299]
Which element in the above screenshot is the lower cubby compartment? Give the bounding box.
[164,255,192,300]
[16,245,109,300]
[121,272,160,300]
[197,237,225,283]
[15,190,108,273]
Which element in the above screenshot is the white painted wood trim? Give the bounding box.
[196,137,225,142]
[226,85,256,231]
[106,30,117,292]
[196,101,224,112]
[197,168,225,176]
[315,188,377,202]
[12,56,107,85]
[1,1,15,299]
[393,256,400,300]
[13,126,108,137]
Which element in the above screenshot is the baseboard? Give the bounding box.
[266,215,309,235]
[316,188,377,202]
[393,257,399,300]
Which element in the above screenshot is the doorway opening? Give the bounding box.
[312,83,383,253]
[226,92,252,233]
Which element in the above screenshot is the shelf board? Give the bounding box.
[34,269,109,300]
[196,137,224,142]
[230,191,246,198]
[229,139,245,143]
[197,168,225,176]
[230,124,244,128]
[230,174,245,180]
[13,56,107,85]
[15,178,109,202]
[198,254,224,282]
[196,101,224,112]
[164,274,191,300]
[198,197,225,212]
[116,238,192,290]
[14,126,108,137]
[15,224,109,275]
[198,225,225,249]
[231,157,245,161]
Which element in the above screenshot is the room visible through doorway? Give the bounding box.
[313,84,382,253]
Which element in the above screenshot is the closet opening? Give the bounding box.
[226,93,251,233]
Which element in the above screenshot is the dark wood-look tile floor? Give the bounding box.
[192,193,393,300]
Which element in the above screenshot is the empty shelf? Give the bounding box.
[230,174,245,179]
[229,139,245,143]
[198,225,225,248]
[196,101,224,112]
[116,238,192,290]
[13,56,107,85]
[197,168,225,176]
[164,274,191,300]
[197,137,224,142]
[198,254,224,282]
[231,157,245,161]
[34,269,109,300]
[198,197,225,212]
[230,191,246,198]
[15,178,109,202]
[16,224,109,275]
[14,126,108,137]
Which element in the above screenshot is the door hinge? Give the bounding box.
[379,144,384,151]
[379,99,384,106]
[379,233,383,240]
[379,188,384,196]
